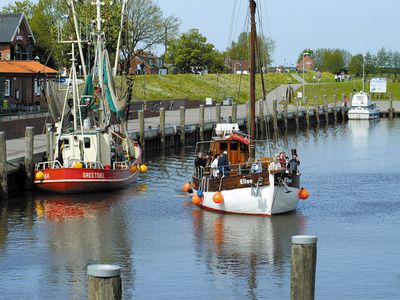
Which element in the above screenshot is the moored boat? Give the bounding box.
[348,91,380,120]
[34,0,146,193]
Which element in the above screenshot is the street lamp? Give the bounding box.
[302,52,309,104]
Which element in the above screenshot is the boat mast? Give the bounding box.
[249,0,256,159]
[362,54,365,93]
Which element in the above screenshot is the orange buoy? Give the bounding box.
[183,182,192,193]
[35,171,44,181]
[139,164,148,173]
[298,187,309,200]
[213,191,224,204]
[130,165,138,173]
[191,194,202,205]
[73,162,83,168]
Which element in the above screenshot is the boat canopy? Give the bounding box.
[215,123,239,137]
[351,92,371,107]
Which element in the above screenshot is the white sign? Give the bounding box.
[370,78,387,93]
[297,92,303,99]
[205,97,213,105]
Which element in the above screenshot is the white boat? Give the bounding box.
[184,0,309,216]
[348,91,380,120]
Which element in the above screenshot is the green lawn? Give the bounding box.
[130,73,297,104]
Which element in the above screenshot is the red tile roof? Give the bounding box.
[0,60,58,74]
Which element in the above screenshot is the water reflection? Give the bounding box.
[192,209,306,296]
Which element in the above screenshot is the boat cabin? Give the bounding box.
[351,92,372,107]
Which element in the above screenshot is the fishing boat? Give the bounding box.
[183,0,308,215]
[348,91,380,120]
[34,0,145,193]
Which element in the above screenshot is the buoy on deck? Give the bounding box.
[192,194,202,205]
[139,164,148,173]
[197,190,204,198]
[183,182,192,193]
[35,171,44,181]
[130,165,138,173]
[298,187,309,200]
[213,191,224,204]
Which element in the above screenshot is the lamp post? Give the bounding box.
[302,52,309,104]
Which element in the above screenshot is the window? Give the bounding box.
[0,52,2,60]
[84,137,91,148]
[4,80,10,96]
[34,79,41,96]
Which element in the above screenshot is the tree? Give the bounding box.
[225,32,275,68]
[1,0,36,19]
[123,0,180,68]
[165,29,223,73]
[297,49,314,64]
[376,47,391,76]
[348,54,363,77]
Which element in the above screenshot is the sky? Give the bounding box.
[1,0,399,66]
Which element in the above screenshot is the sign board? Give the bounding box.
[370,78,387,93]
[205,97,213,105]
[297,92,303,99]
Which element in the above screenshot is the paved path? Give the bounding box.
[4,92,400,162]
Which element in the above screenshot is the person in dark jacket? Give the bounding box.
[288,149,300,174]
[218,151,230,177]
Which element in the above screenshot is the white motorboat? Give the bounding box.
[348,91,380,120]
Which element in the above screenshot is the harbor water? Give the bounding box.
[0,119,400,299]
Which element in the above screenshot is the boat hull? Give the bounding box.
[348,109,380,120]
[196,173,300,216]
[34,168,139,193]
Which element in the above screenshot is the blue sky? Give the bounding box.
[2,0,399,66]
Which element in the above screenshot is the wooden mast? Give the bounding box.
[249,0,256,159]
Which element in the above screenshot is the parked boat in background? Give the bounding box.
[34,0,146,193]
[348,91,380,120]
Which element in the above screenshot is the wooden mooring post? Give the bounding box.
[180,106,185,146]
[216,103,221,123]
[232,102,237,123]
[333,94,338,123]
[0,132,7,198]
[199,104,204,141]
[283,98,288,129]
[25,126,34,190]
[341,93,346,121]
[291,235,318,300]
[45,123,53,161]
[160,107,165,148]
[305,97,310,127]
[295,97,299,129]
[389,92,394,118]
[272,99,278,140]
[323,95,329,123]
[313,96,320,124]
[87,264,122,300]
[139,110,145,149]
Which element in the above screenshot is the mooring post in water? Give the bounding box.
[25,126,34,190]
[45,123,52,161]
[323,95,328,123]
[199,104,205,141]
[216,103,221,123]
[180,106,185,146]
[0,132,7,198]
[305,96,310,126]
[160,107,165,148]
[283,97,288,129]
[313,96,320,124]
[259,100,265,137]
[87,264,122,300]
[333,94,338,123]
[291,235,318,300]
[232,102,237,123]
[341,93,346,121]
[389,92,393,118]
[139,110,145,149]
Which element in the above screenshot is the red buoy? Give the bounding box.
[192,194,202,205]
[213,192,224,204]
[298,187,309,200]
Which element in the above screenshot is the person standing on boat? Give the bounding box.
[211,153,220,178]
[218,151,230,177]
[278,152,288,168]
[288,149,300,174]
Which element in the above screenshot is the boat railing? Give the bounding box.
[35,160,63,170]
[86,161,104,169]
[113,161,129,170]
[194,161,270,179]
